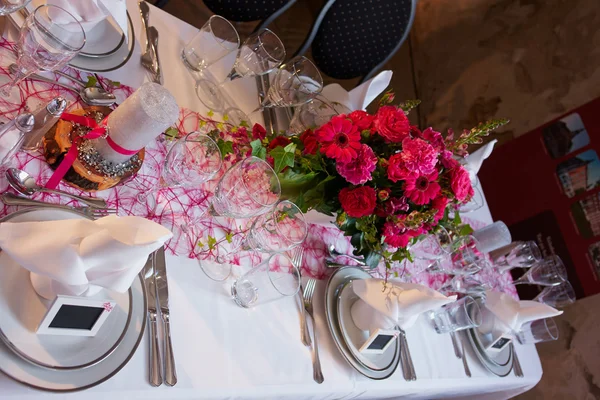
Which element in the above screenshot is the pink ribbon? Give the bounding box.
[45,113,138,189]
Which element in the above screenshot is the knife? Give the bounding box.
[155,247,177,386]
[143,255,162,387]
[147,27,163,85]
[138,1,151,56]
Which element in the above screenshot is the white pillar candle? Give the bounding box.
[93,82,179,164]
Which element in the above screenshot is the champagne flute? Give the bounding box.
[512,255,567,286]
[1,5,86,97]
[534,281,576,308]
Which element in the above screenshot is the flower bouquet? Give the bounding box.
[208,94,508,276]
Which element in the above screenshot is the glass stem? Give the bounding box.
[0,65,35,97]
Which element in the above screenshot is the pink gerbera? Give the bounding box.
[404,170,441,205]
[316,116,361,163]
[401,137,439,175]
[336,144,377,184]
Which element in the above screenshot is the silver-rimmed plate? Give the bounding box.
[7,8,135,73]
[0,210,131,370]
[0,208,146,391]
[325,266,401,380]
[337,280,396,371]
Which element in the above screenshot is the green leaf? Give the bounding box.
[295,192,306,212]
[85,75,98,88]
[207,110,214,118]
[109,80,121,87]
[459,224,474,236]
[269,143,296,173]
[225,231,234,243]
[250,139,267,160]
[165,127,179,140]
[207,236,217,250]
[197,240,204,248]
[239,120,250,128]
[217,139,233,156]
[453,211,462,225]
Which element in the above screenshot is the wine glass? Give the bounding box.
[211,156,281,218]
[181,15,240,73]
[408,226,452,274]
[534,281,576,308]
[288,97,351,134]
[1,5,86,97]
[224,29,285,82]
[0,0,31,15]
[444,236,491,275]
[438,275,491,296]
[512,255,567,286]
[491,241,542,272]
[250,56,323,116]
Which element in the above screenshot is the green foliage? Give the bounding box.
[85,75,98,88]
[164,127,179,140]
[216,139,233,156]
[269,143,296,173]
[250,139,267,160]
[398,99,421,114]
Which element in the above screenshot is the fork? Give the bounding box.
[0,193,117,219]
[292,247,311,347]
[303,279,324,384]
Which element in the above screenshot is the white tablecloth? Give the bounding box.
[0,1,542,398]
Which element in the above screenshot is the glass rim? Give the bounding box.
[266,253,300,296]
[239,156,281,208]
[271,200,308,245]
[282,56,323,99]
[542,318,559,340]
[252,28,286,65]
[205,15,240,51]
[463,296,482,326]
[33,4,87,52]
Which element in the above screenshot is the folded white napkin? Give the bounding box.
[320,70,393,111]
[350,279,457,332]
[47,0,128,41]
[464,139,497,178]
[478,290,562,334]
[0,216,172,299]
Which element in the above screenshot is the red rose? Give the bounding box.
[431,195,449,222]
[373,105,411,143]
[449,166,474,203]
[339,186,377,218]
[252,123,267,140]
[300,129,318,155]
[387,153,414,182]
[268,136,291,150]
[348,110,375,132]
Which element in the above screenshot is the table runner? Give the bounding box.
[0,39,517,297]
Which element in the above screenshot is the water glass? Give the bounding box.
[162,132,222,187]
[513,255,567,286]
[211,156,281,218]
[491,241,543,272]
[534,281,576,308]
[429,296,482,333]
[515,318,559,344]
[0,0,31,15]
[181,15,240,72]
[446,236,490,275]
[288,97,351,134]
[231,253,300,308]
[225,29,285,81]
[472,221,512,253]
[244,200,308,253]
[2,5,86,96]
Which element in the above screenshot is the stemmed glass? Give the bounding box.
[534,281,576,308]
[438,275,491,296]
[0,0,31,15]
[210,156,281,218]
[288,97,352,134]
[1,5,86,97]
[491,241,542,272]
[250,56,324,116]
[442,236,491,275]
[224,29,286,82]
[512,255,567,286]
[408,226,452,274]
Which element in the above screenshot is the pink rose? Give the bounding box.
[336,144,377,185]
[387,153,413,182]
[348,110,375,132]
[373,106,411,143]
[401,137,439,175]
[449,166,474,202]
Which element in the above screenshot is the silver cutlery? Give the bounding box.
[139,1,152,58]
[143,254,162,387]
[0,193,116,219]
[460,334,472,377]
[327,244,367,266]
[154,247,177,386]
[292,247,310,347]
[6,168,108,209]
[9,64,116,107]
[54,69,89,88]
[511,343,524,377]
[147,27,163,84]
[398,328,416,381]
[303,279,324,384]
[450,331,462,359]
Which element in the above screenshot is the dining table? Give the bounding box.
[0,1,543,399]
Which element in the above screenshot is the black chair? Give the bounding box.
[202,0,297,32]
[294,0,416,84]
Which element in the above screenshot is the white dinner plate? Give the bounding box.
[325,266,401,380]
[0,208,146,391]
[336,281,396,371]
[7,7,135,72]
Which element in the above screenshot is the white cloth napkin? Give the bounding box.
[0,215,172,299]
[464,139,497,177]
[47,0,128,41]
[350,279,457,332]
[478,290,562,334]
[320,70,393,111]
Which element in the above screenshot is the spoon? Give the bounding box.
[6,169,108,209]
[327,244,367,266]
[9,64,116,107]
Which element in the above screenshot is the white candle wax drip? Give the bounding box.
[93,82,179,164]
